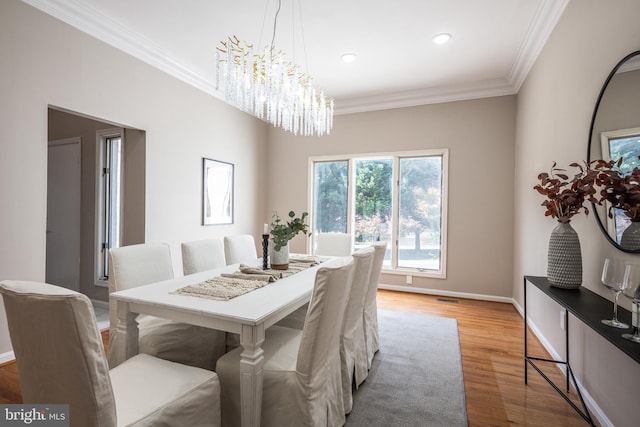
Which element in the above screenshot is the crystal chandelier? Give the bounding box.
[215,1,333,136]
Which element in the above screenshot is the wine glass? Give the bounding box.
[600,258,629,328]
[622,263,640,343]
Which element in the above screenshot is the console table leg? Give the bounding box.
[565,308,570,392]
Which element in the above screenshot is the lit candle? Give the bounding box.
[264,223,269,235]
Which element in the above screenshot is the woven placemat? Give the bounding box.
[172,276,269,301]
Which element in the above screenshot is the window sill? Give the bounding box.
[381,267,446,280]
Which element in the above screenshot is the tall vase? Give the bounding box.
[620,221,640,251]
[547,221,582,289]
[270,241,290,270]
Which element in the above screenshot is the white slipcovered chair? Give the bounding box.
[181,238,226,275]
[107,243,226,370]
[181,238,240,350]
[364,241,387,368]
[223,234,257,265]
[315,232,352,256]
[341,246,375,414]
[273,247,374,411]
[216,256,355,427]
[276,232,353,330]
[0,280,221,427]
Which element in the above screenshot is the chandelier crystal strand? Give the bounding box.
[215,35,333,136]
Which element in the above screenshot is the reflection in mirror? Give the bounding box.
[588,51,640,252]
[599,128,640,244]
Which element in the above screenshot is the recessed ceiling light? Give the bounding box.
[341,53,357,63]
[432,33,452,45]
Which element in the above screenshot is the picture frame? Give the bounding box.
[202,158,234,225]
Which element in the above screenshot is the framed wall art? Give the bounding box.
[202,158,234,225]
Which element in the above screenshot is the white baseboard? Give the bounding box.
[378,283,514,303]
[0,350,15,365]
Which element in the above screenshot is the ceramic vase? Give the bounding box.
[547,221,582,289]
[620,221,640,251]
[270,241,289,270]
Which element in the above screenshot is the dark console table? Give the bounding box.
[524,276,640,426]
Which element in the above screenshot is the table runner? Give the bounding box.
[171,276,269,301]
[172,256,326,301]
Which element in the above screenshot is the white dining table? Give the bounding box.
[109,257,323,427]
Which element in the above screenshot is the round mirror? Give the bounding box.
[588,50,640,252]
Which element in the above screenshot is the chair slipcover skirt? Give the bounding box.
[0,280,221,427]
[216,257,355,427]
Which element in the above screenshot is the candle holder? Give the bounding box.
[262,234,269,270]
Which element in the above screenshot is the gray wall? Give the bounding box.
[267,96,517,299]
[0,0,268,354]
[514,1,640,426]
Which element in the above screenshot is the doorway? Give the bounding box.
[47,107,146,302]
[46,137,81,291]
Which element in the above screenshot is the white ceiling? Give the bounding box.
[23,0,568,115]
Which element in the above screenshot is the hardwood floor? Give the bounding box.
[0,290,596,425]
[377,290,596,426]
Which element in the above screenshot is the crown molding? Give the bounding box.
[335,0,569,115]
[507,0,569,91]
[334,78,516,115]
[21,0,568,116]
[21,0,224,102]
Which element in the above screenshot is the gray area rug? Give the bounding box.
[346,309,468,426]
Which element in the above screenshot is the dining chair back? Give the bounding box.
[0,280,221,427]
[108,243,173,342]
[107,243,226,370]
[181,238,226,275]
[340,246,375,413]
[216,256,355,427]
[223,234,258,265]
[364,241,387,368]
[297,257,355,381]
[315,232,352,256]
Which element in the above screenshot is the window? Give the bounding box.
[313,160,349,233]
[310,149,448,278]
[601,127,640,243]
[95,129,123,284]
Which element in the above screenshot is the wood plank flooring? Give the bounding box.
[376,290,596,426]
[0,290,597,425]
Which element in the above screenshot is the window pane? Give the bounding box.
[354,159,392,266]
[608,135,640,242]
[108,137,122,250]
[398,156,442,270]
[313,161,348,234]
[98,134,122,282]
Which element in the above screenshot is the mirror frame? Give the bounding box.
[588,50,640,253]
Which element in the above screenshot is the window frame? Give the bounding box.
[94,128,124,286]
[308,149,448,279]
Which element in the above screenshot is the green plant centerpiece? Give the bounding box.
[269,210,311,270]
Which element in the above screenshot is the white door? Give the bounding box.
[46,138,81,291]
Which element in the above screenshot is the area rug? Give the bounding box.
[346,309,468,426]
